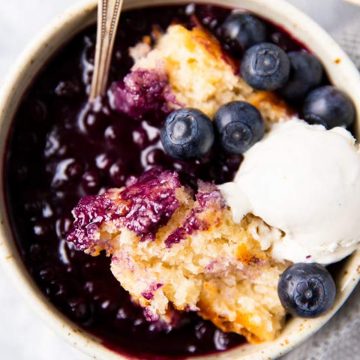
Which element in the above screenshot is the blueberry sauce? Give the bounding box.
[4,4,308,359]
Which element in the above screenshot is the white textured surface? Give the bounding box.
[221,120,360,264]
[1,1,360,359]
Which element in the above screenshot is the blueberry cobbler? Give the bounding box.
[5,4,360,359]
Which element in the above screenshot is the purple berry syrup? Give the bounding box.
[4,4,307,359]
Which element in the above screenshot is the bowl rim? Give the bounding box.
[1,0,360,359]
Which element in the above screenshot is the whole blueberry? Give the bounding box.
[161,108,214,160]
[241,43,290,90]
[214,101,265,154]
[280,51,323,100]
[303,85,355,129]
[278,263,336,318]
[220,13,267,52]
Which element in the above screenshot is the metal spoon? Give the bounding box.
[89,0,123,101]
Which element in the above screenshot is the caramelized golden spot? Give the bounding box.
[151,24,163,41]
[190,26,237,71]
[198,280,283,343]
[236,243,266,265]
[249,91,294,122]
[142,35,152,46]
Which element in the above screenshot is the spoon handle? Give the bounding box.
[90,0,123,101]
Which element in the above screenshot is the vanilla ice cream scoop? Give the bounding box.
[220,119,360,264]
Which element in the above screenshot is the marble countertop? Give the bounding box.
[1,1,360,359]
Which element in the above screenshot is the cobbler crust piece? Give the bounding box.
[67,168,288,343]
[112,24,292,124]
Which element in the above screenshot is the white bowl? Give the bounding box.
[1,0,360,359]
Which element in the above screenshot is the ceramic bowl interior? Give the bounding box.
[1,0,360,359]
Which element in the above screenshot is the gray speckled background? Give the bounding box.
[0,1,360,359]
